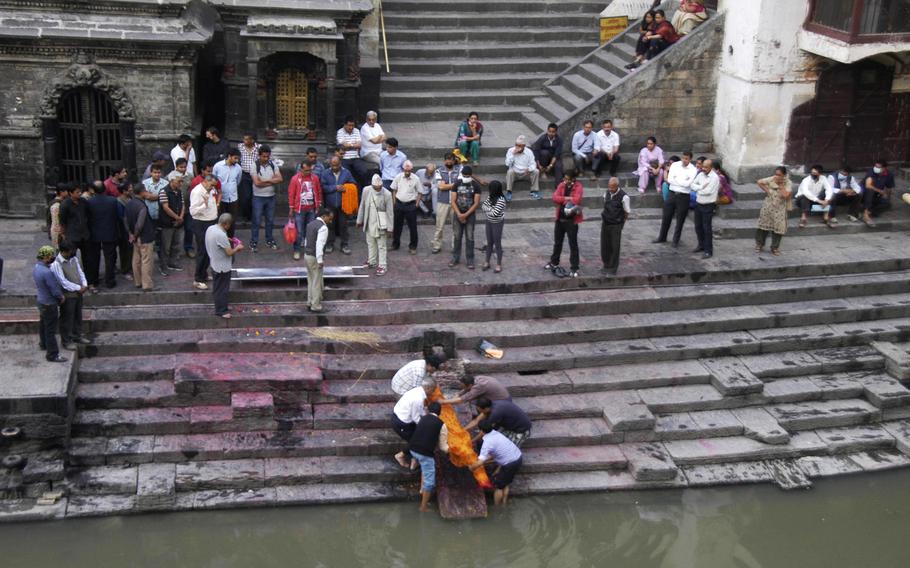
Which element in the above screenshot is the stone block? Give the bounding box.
[762,378,823,403]
[689,409,744,437]
[700,357,765,396]
[231,392,274,419]
[490,371,573,397]
[682,461,773,487]
[527,417,620,447]
[766,399,880,431]
[871,341,910,380]
[619,442,678,481]
[65,495,135,518]
[881,420,910,455]
[849,449,910,472]
[857,374,910,408]
[175,459,265,491]
[653,412,699,441]
[731,407,790,445]
[664,432,827,466]
[602,391,655,432]
[522,445,627,474]
[637,384,729,413]
[274,482,405,505]
[21,451,65,483]
[0,498,67,522]
[66,465,138,495]
[739,351,822,378]
[809,374,865,400]
[765,459,812,490]
[136,463,176,510]
[796,455,864,478]
[563,360,710,392]
[175,353,323,395]
[811,346,884,373]
[191,487,277,510]
[815,425,895,454]
[105,435,156,464]
[312,402,387,429]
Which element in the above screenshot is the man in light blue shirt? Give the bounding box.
[470,419,523,506]
[213,148,243,237]
[571,120,596,176]
[380,137,407,189]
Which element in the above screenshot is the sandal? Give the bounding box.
[798,219,807,228]
[771,249,781,256]
[494,266,502,273]
[754,245,764,253]
[481,262,490,271]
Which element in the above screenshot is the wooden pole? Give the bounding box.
[379,0,391,73]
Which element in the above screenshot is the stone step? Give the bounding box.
[385,27,601,44]
[379,105,534,123]
[766,399,882,431]
[383,13,600,29]
[384,57,577,76]
[380,72,553,91]
[382,0,608,14]
[664,431,829,466]
[380,88,543,109]
[386,41,596,61]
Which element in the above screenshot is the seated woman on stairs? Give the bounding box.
[626,10,657,70]
[671,0,709,36]
[626,10,679,70]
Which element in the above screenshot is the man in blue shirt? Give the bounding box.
[33,246,66,363]
[470,419,523,506]
[213,149,243,238]
[380,138,407,189]
[319,156,356,255]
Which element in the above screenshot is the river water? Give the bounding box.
[3,470,910,568]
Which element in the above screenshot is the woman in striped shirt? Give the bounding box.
[482,181,507,273]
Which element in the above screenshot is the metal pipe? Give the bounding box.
[379,0,391,73]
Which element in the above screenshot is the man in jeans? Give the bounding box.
[250,144,283,253]
[157,174,186,272]
[408,401,449,512]
[431,153,461,253]
[449,165,481,269]
[33,246,66,363]
[391,160,421,253]
[50,241,91,350]
[205,213,244,319]
[214,149,243,238]
[288,162,323,261]
[319,155,356,255]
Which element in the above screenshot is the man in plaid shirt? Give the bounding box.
[390,354,446,395]
[237,133,261,221]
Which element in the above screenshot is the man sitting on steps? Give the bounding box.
[505,135,541,200]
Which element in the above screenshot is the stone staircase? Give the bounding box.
[379,0,603,124]
[6,264,908,518]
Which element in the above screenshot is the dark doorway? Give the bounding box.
[58,88,122,183]
[786,60,894,169]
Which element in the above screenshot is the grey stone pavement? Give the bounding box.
[1,208,909,302]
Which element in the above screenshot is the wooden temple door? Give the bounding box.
[275,68,309,132]
[58,88,122,183]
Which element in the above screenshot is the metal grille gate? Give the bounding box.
[58,88,122,184]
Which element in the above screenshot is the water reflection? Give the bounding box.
[4,471,910,568]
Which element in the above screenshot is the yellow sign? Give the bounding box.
[600,16,629,45]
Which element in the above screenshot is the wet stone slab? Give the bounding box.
[762,378,824,404]
[731,407,790,445]
[174,353,323,395]
[815,424,896,454]
[664,432,827,466]
[65,465,138,495]
[601,391,655,432]
[849,449,910,472]
[765,459,812,490]
[619,442,678,481]
[136,463,176,510]
[65,494,135,518]
[796,455,864,478]
[856,374,910,408]
[739,351,823,378]
[0,498,67,523]
[682,461,773,487]
[175,459,265,491]
[766,399,880,431]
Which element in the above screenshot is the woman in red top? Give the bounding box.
[545,169,584,277]
[644,10,679,61]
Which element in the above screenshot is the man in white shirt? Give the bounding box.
[304,207,334,313]
[827,165,863,225]
[360,110,385,165]
[654,151,698,247]
[505,135,541,199]
[170,134,198,178]
[592,119,621,178]
[391,160,422,253]
[391,377,438,469]
[692,158,720,258]
[571,120,596,176]
[795,164,834,227]
[189,175,220,290]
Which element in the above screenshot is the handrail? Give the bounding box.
[379,0,390,73]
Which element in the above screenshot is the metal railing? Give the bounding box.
[379,0,390,72]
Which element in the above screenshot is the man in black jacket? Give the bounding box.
[85,191,121,290]
[532,123,564,188]
[601,177,631,275]
[408,401,449,512]
[58,183,91,263]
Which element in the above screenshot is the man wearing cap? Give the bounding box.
[356,174,394,276]
[33,246,67,363]
[506,135,541,200]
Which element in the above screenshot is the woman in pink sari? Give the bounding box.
[635,136,664,193]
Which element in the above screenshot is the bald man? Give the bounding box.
[600,177,630,275]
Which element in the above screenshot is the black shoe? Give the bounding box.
[671,242,679,249]
[167,264,184,271]
[47,355,67,363]
[325,244,334,254]
[703,253,713,259]
[692,247,704,253]
[652,239,666,244]
[158,267,169,277]
[341,245,352,255]
[390,245,400,251]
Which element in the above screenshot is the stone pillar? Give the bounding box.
[325,60,337,139]
[120,120,137,183]
[41,118,60,202]
[247,59,259,134]
[712,0,817,181]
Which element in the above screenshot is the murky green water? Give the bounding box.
[3,471,910,568]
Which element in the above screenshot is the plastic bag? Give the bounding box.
[283,220,297,245]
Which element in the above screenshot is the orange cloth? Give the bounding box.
[430,387,492,489]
